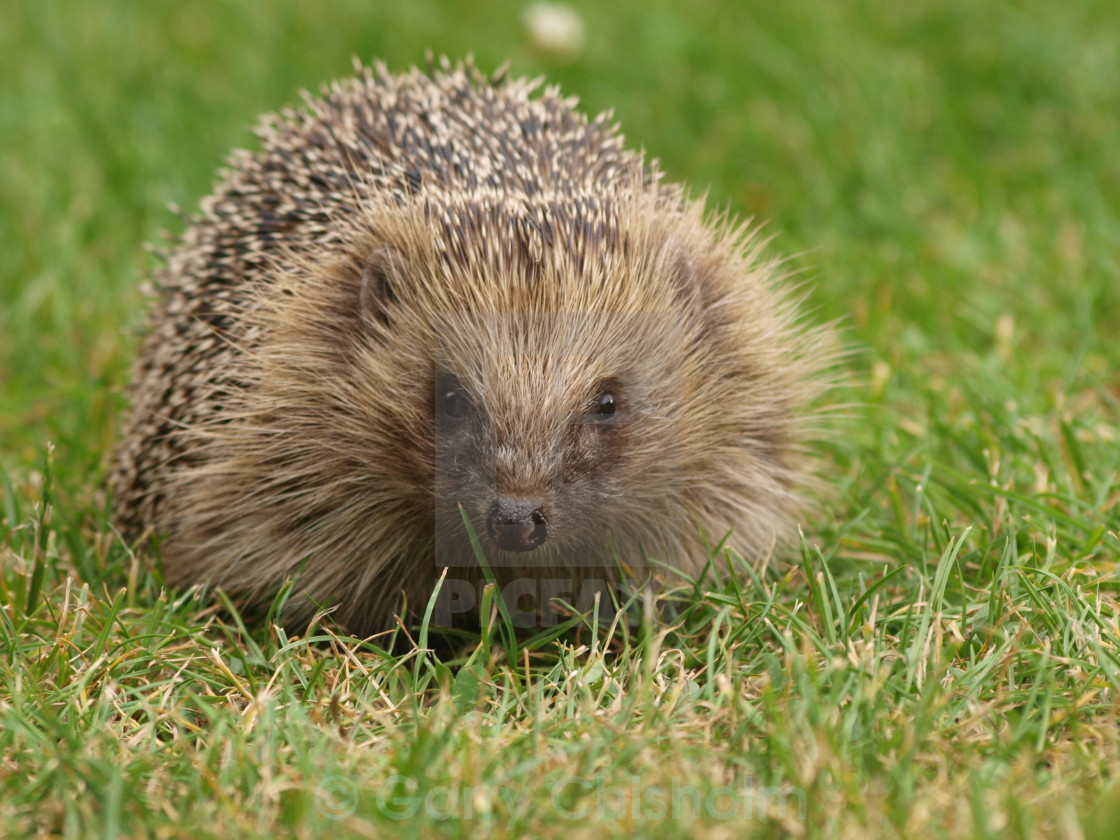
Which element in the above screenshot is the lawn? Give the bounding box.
[2,0,1119,837]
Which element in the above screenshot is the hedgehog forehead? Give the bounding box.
[451,343,613,429]
[435,311,612,374]
[432,308,677,405]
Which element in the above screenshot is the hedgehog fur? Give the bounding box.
[109,59,830,636]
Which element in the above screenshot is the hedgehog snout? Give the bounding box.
[487,498,549,552]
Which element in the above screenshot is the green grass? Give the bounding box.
[3,0,1119,836]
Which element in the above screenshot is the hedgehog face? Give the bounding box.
[420,302,697,578]
[338,199,697,571]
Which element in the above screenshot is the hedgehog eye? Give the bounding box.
[590,391,617,423]
[440,387,470,419]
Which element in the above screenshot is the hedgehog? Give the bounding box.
[109,59,829,636]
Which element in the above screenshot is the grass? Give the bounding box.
[2,0,1119,836]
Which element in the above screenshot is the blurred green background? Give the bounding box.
[1,0,1118,485]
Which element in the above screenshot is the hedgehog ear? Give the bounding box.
[358,247,403,327]
[664,243,706,320]
[665,242,740,351]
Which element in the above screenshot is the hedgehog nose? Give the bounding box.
[487,498,548,552]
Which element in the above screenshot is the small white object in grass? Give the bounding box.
[871,359,891,396]
[524,2,585,56]
[994,312,1015,354]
